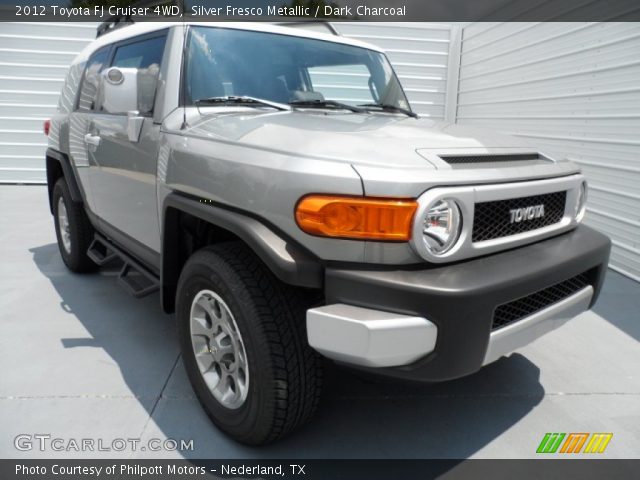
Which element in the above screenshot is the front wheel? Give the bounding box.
[176,243,323,445]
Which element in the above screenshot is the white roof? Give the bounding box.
[73,21,384,64]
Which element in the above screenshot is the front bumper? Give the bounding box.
[307,225,610,382]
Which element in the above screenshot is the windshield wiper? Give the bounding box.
[289,99,366,113]
[194,96,291,111]
[358,103,418,118]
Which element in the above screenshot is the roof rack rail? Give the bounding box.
[96,4,339,39]
[274,21,339,35]
[96,0,184,38]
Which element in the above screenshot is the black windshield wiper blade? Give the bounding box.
[194,96,291,111]
[358,103,418,118]
[289,99,366,113]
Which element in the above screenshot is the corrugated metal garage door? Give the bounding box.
[455,22,640,281]
[332,22,453,118]
[0,22,96,183]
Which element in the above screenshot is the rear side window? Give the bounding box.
[77,47,110,112]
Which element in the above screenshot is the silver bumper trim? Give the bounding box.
[306,304,437,368]
[483,285,593,365]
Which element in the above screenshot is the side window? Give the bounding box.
[111,35,166,69]
[110,35,167,114]
[77,47,110,112]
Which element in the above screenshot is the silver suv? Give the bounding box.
[46,22,611,445]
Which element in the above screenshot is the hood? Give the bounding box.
[185,110,534,168]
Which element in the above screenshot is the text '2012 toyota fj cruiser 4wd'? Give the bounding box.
[46,22,610,445]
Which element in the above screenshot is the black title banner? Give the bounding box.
[2,0,640,22]
[3,459,639,480]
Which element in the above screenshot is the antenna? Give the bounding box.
[180,1,188,130]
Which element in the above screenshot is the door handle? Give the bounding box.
[84,133,101,146]
[127,111,144,142]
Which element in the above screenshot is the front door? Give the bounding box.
[85,32,168,256]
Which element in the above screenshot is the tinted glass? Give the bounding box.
[186,27,409,110]
[112,35,167,69]
[77,47,110,112]
[107,35,167,114]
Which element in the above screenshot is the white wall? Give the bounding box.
[0,22,96,183]
[454,22,640,281]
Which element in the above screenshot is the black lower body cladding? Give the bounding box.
[324,225,611,382]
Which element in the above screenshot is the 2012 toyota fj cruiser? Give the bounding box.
[46,22,611,445]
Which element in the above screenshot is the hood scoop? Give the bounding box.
[437,152,553,169]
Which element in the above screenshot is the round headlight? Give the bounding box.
[421,198,462,255]
[575,181,588,222]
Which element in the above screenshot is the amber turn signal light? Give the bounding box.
[295,195,418,241]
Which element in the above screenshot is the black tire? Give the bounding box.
[176,242,323,445]
[52,177,98,273]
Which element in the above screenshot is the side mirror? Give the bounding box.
[100,65,160,142]
[100,67,138,114]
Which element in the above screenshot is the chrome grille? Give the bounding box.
[492,272,590,331]
[472,191,566,242]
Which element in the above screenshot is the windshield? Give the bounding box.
[185,26,410,111]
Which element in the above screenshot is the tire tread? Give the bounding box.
[53,177,97,273]
[182,242,323,444]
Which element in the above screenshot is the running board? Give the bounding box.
[87,238,118,265]
[87,234,159,298]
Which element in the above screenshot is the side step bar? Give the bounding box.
[86,236,118,265]
[87,235,160,298]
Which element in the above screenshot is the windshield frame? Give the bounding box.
[180,25,412,113]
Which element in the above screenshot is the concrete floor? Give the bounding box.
[1,185,638,459]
